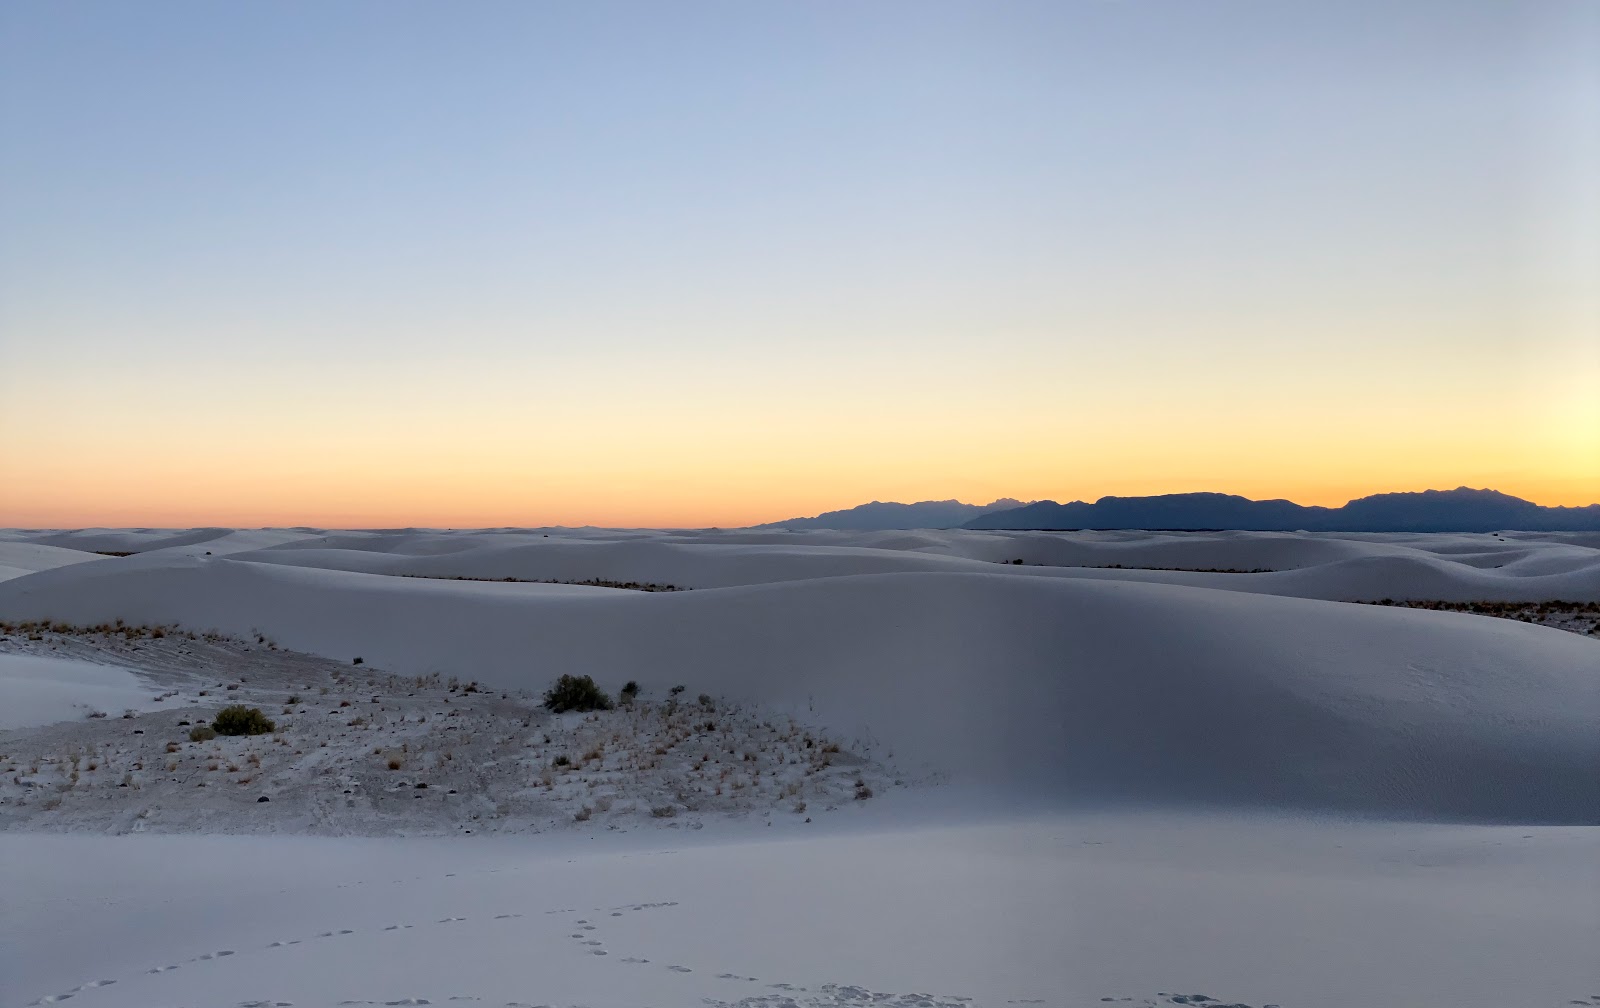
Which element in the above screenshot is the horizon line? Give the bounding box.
[5,484,1597,532]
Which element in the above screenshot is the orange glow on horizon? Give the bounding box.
[5,472,1596,531]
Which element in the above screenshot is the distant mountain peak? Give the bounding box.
[752,498,1037,531]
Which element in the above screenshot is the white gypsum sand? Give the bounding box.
[0,527,1596,1008]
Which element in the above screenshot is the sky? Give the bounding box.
[2,1,1596,528]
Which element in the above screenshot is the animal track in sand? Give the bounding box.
[17,889,1376,1008]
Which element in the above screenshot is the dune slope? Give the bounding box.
[2,554,1594,824]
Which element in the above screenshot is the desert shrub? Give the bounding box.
[573,805,593,822]
[352,657,363,665]
[650,804,677,818]
[620,680,640,703]
[212,705,275,736]
[189,724,217,742]
[669,685,685,696]
[697,693,714,710]
[286,695,301,705]
[541,674,613,713]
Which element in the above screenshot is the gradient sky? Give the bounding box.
[2,1,1596,528]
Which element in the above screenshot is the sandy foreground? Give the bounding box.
[1,527,1596,1008]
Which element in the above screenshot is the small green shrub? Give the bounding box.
[552,754,571,767]
[212,705,275,736]
[541,674,613,713]
[620,680,640,703]
[189,724,217,742]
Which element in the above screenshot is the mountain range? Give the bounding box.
[750,499,1031,531]
[752,488,1600,532]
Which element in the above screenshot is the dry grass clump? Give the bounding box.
[542,674,613,713]
[1363,598,1600,634]
[213,705,275,736]
[400,574,689,592]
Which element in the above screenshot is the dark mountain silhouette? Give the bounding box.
[962,487,1600,532]
[753,499,1031,531]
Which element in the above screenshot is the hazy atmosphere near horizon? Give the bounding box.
[2,0,1595,527]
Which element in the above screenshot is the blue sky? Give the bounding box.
[2,1,1595,525]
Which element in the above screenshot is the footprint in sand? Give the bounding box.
[669,965,693,973]
[620,957,650,964]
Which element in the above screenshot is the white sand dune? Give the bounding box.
[2,550,1594,824]
[231,538,1000,586]
[7,526,1596,600]
[3,527,1596,1008]
[0,541,105,583]
[4,527,324,557]
[1041,551,1600,602]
